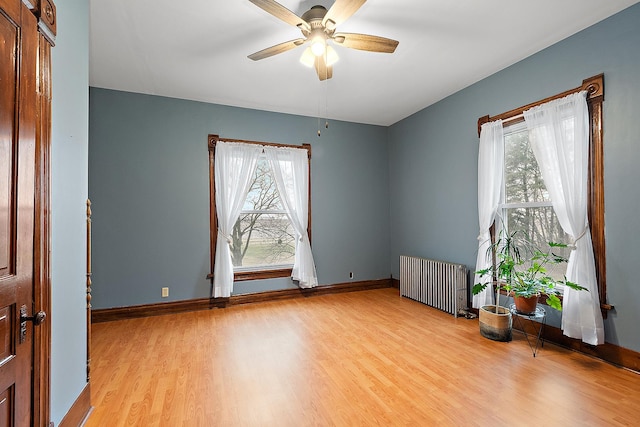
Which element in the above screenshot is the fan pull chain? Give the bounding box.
[317,81,322,137]
[324,49,329,132]
[317,49,331,137]
[317,65,323,137]
[325,58,329,130]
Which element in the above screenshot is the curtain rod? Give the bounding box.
[207,134,312,158]
[500,112,524,124]
[477,74,603,137]
[217,137,307,150]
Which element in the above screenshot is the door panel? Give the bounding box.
[0,2,17,279]
[0,387,13,426]
[0,306,12,364]
[0,1,38,425]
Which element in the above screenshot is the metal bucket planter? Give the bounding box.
[479,305,512,342]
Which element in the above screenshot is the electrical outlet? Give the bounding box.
[349,272,354,279]
[161,287,169,298]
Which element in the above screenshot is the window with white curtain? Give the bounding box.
[207,135,313,283]
[476,74,609,317]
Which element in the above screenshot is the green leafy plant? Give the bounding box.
[472,230,588,311]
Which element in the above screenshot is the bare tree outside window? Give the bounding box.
[231,157,296,269]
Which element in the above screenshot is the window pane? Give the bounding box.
[231,213,295,268]
[233,157,295,269]
[243,158,284,211]
[504,206,571,281]
[504,125,549,204]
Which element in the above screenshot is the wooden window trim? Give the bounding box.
[207,134,312,283]
[477,74,610,317]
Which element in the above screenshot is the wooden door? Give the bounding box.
[0,0,40,424]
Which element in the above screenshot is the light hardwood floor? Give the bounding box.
[86,288,640,426]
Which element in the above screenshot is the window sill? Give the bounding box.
[235,268,292,281]
[207,268,293,282]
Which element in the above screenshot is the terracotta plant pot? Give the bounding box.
[479,305,512,342]
[513,294,539,315]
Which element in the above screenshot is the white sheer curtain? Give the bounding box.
[473,120,504,308]
[524,91,604,345]
[264,146,318,288]
[213,142,262,297]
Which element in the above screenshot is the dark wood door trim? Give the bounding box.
[31,1,56,425]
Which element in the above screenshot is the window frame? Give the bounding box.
[477,74,610,316]
[207,134,312,282]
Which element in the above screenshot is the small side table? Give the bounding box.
[509,304,546,357]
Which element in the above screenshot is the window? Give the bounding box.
[501,121,571,281]
[477,74,609,314]
[232,156,296,271]
[207,135,312,282]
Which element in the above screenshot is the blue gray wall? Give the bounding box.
[88,90,391,307]
[89,3,640,357]
[50,0,89,423]
[388,3,640,352]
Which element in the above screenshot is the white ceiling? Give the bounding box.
[89,0,639,126]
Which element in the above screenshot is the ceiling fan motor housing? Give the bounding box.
[301,5,328,25]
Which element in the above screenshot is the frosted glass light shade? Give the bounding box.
[325,46,338,66]
[311,38,326,56]
[300,45,339,68]
[300,47,315,67]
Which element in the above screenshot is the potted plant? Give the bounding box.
[472,230,588,340]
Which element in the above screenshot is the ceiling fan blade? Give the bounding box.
[332,33,399,53]
[248,38,306,61]
[322,0,367,29]
[249,0,310,33]
[314,55,333,81]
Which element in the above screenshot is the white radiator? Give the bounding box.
[400,255,468,317]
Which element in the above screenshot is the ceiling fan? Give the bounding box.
[248,0,399,81]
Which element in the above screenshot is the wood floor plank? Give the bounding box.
[86,288,640,426]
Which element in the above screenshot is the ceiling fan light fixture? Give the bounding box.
[325,45,339,66]
[300,47,316,67]
[248,0,399,81]
[311,37,326,56]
